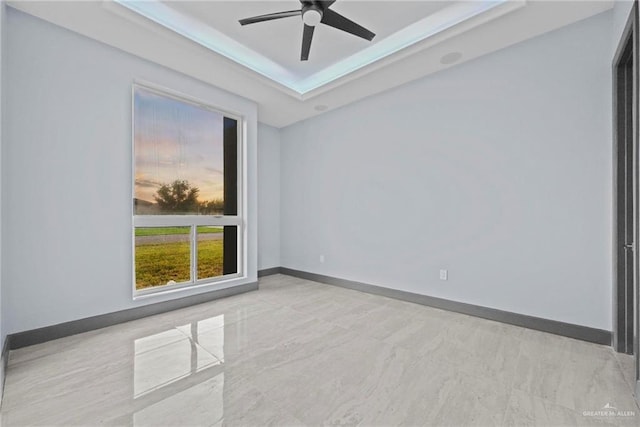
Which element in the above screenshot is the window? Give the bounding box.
[132,84,243,295]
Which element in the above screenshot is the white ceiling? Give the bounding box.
[165,1,453,78]
[115,0,520,95]
[9,1,613,128]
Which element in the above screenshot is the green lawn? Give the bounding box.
[135,240,224,289]
[135,226,223,236]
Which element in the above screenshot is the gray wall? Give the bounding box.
[280,11,613,330]
[2,8,258,334]
[257,123,281,270]
[612,0,634,54]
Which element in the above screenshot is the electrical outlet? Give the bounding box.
[439,269,448,280]
[320,255,325,263]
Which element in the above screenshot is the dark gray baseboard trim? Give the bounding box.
[8,281,258,350]
[258,267,282,277]
[1,337,8,372]
[280,267,612,346]
[0,336,8,407]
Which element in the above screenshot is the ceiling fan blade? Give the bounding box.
[299,0,335,7]
[239,10,301,26]
[301,24,315,61]
[320,9,375,41]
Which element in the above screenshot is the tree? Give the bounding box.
[154,180,200,213]
[199,199,225,215]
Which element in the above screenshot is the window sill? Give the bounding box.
[133,274,246,301]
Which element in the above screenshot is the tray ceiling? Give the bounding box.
[9,1,614,127]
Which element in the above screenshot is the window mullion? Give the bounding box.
[191,225,197,283]
[134,215,241,227]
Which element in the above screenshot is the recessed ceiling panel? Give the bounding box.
[165,1,452,78]
[116,0,514,95]
[9,0,613,127]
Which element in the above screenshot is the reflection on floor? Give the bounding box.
[1,274,639,426]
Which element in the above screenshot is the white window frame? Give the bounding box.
[131,82,246,298]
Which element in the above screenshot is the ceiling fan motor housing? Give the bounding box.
[239,0,375,61]
[301,2,323,27]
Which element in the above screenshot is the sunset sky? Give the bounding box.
[134,86,224,203]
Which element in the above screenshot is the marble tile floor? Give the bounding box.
[1,274,639,426]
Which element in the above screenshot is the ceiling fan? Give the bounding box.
[239,1,376,61]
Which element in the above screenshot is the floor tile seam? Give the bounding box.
[2,363,108,392]
[184,298,283,318]
[501,335,525,394]
[6,338,106,368]
[314,284,388,302]
[499,385,517,426]
[225,313,349,356]
[253,294,306,307]
[561,353,633,381]
[125,376,227,420]
[317,316,382,334]
[133,368,221,403]
[173,323,226,342]
[5,346,140,377]
[558,340,617,357]
[514,343,593,367]
[7,322,190,368]
[264,326,360,366]
[564,350,622,369]
[616,366,638,399]
[134,333,198,355]
[360,302,430,320]
[173,291,281,311]
[171,301,284,335]
[286,292,366,310]
[3,369,116,395]
[190,340,225,366]
[380,297,451,316]
[410,332,520,382]
[451,354,522,387]
[282,301,359,324]
[276,292,362,316]
[337,319,409,349]
[382,309,456,325]
[387,327,473,361]
[612,353,637,397]
[8,350,160,385]
[324,299,392,316]
[7,391,138,426]
[7,358,134,389]
[229,339,313,365]
[379,341,464,381]
[265,304,339,326]
[260,291,337,304]
[218,337,317,372]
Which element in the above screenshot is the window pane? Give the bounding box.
[133,86,227,215]
[135,227,191,289]
[197,226,237,280]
